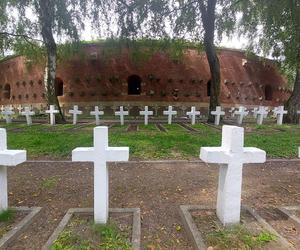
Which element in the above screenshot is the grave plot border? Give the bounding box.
[179,205,292,250]
[278,206,300,230]
[42,207,141,250]
[0,206,42,249]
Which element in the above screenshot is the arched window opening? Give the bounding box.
[3,84,11,99]
[128,75,142,95]
[55,78,64,97]
[265,85,273,101]
[207,80,211,97]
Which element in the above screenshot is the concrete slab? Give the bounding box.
[278,206,300,231]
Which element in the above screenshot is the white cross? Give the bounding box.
[0,129,26,212]
[272,107,279,118]
[1,107,15,124]
[229,107,236,118]
[211,106,225,126]
[115,106,129,126]
[234,107,249,125]
[163,106,177,125]
[21,107,35,126]
[297,110,300,124]
[186,107,200,125]
[69,105,82,125]
[273,106,287,125]
[252,107,258,118]
[200,125,266,226]
[17,105,23,114]
[139,106,153,125]
[72,126,129,224]
[45,105,59,125]
[256,106,269,125]
[90,106,104,126]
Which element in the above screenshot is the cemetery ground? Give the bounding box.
[1,119,300,249]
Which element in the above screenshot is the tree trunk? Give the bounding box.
[284,46,300,123]
[199,0,221,123]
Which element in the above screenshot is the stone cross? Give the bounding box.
[72,126,129,224]
[211,106,225,126]
[186,107,200,125]
[0,129,26,212]
[1,107,15,124]
[69,105,82,125]
[256,106,269,125]
[115,106,129,126]
[45,105,59,125]
[234,107,249,125]
[139,106,153,125]
[252,107,258,118]
[163,106,177,125]
[21,107,35,126]
[17,105,23,114]
[273,106,287,125]
[229,107,236,118]
[90,106,104,126]
[200,125,266,226]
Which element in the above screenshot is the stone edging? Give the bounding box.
[0,206,42,249]
[42,207,141,250]
[278,206,300,230]
[179,205,294,250]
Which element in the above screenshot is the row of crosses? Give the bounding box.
[1,105,289,126]
[0,124,267,227]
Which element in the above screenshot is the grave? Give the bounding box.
[256,106,269,125]
[1,107,15,124]
[90,106,104,126]
[69,105,82,125]
[45,105,59,126]
[234,106,249,125]
[273,106,288,125]
[21,107,35,126]
[139,106,153,125]
[252,107,258,118]
[115,106,129,126]
[210,106,225,126]
[72,126,129,224]
[200,125,266,226]
[186,107,200,125]
[163,106,177,125]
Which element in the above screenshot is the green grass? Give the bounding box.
[0,209,15,222]
[206,225,276,250]
[2,123,300,159]
[41,176,59,189]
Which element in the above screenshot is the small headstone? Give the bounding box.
[0,129,26,212]
[211,106,225,126]
[90,106,104,126]
[273,106,287,125]
[115,106,129,126]
[139,106,153,125]
[200,125,266,226]
[72,126,129,224]
[45,105,59,125]
[1,107,15,124]
[256,106,269,125]
[21,107,35,126]
[163,106,177,125]
[234,107,249,125]
[186,107,200,125]
[69,105,82,125]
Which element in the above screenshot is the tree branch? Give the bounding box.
[0,32,43,45]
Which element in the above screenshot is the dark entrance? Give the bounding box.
[55,78,64,97]
[128,75,141,95]
[3,84,11,99]
[265,85,273,101]
[207,80,211,97]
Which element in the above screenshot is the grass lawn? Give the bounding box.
[3,122,300,159]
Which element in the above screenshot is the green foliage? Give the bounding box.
[0,209,15,222]
[41,176,59,189]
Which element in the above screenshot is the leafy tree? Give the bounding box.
[235,0,300,123]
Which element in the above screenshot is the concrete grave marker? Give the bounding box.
[186,107,200,125]
[200,125,266,226]
[139,106,153,125]
[21,107,35,126]
[252,107,258,119]
[90,106,104,126]
[234,106,249,125]
[115,106,129,126]
[69,105,83,125]
[45,105,59,125]
[256,106,269,125]
[273,106,287,125]
[1,107,15,124]
[163,106,177,125]
[0,129,26,212]
[211,106,225,126]
[72,126,129,224]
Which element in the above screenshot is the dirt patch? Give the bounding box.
[0,210,28,238]
[127,124,138,132]
[3,161,300,249]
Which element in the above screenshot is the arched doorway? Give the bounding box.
[207,80,211,97]
[3,84,11,99]
[265,85,272,101]
[128,75,141,95]
[55,78,64,97]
